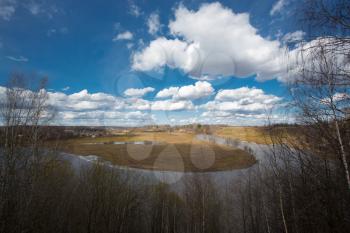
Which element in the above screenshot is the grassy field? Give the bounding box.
[57,132,256,172]
[214,126,299,145]
[214,126,273,144]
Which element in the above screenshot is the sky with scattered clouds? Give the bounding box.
[0,0,310,126]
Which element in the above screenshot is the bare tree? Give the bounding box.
[289,0,350,190]
[0,73,56,233]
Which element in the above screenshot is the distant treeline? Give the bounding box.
[0,125,108,141]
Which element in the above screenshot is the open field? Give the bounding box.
[214,126,295,144]
[57,132,256,172]
[214,126,272,144]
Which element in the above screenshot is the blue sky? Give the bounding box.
[0,0,305,126]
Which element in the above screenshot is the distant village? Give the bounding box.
[51,124,221,139]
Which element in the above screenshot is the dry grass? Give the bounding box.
[214,126,273,144]
[214,126,302,146]
[57,132,256,172]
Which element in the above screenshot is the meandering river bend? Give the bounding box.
[60,134,274,188]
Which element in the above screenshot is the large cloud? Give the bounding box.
[132,2,287,81]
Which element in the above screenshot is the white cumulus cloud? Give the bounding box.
[0,83,287,125]
[113,31,133,41]
[126,98,194,111]
[202,87,282,113]
[156,81,214,100]
[124,87,155,97]
[132,2,287,81]
[151,99,194,111]
[156,87,180,99]
[48,89,124,111]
